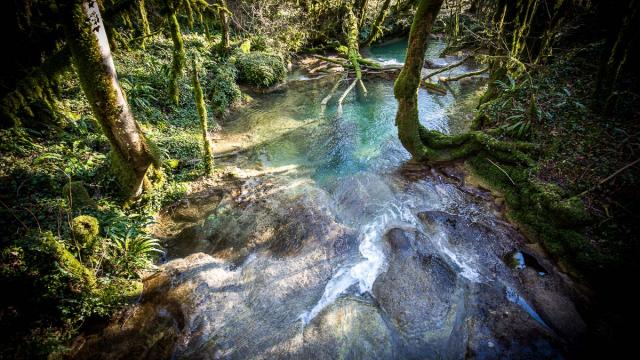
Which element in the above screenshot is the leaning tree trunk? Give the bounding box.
[62,0,159,198]
[394,0,444,159]
[362,0,392,47]
[395,0,537,166]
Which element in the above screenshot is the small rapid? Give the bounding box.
[299,202,416,325]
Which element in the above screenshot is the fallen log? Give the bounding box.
[421,81,447,95]
[423,54,472,80]
[439,66,489,83]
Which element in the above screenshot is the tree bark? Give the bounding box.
[62,0,159,198]
[394,0,444,159]
[167,3,185,106]
[191,58,214,175]
[219,0,231,51]
[137,0,151,49]
[362,0,392,47]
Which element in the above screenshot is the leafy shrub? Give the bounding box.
[102,214,163,277]
[235,52,287,88]
[208,62,242,117]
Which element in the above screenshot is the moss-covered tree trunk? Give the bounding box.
[62,0,159,198]
[355,0,369,28]
[167,4,185,106]
[346,7,362,81]
[219,0,231,51]
[394,0,444,159]
[362,0,392,47]
[137,0,151,49]
[191,59,214,175]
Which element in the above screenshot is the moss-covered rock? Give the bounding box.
[71,215,100,248]
[100,278,144,303]
[40,232,97,291]
[62,181,96,209]
[236,52,287,88]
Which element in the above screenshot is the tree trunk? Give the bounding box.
[168,5,185,106]
[394,0,537,166]
[394,0,444,159]
[346,7,362,81]
[137,0,151,49]
[219,0,231,51]
[595,0,640,111]
[191,58,214,175]
[362,0,392,47]
[355,0,369,28]
[62,0,159,198]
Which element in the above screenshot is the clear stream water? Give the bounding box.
[79,38,586,359]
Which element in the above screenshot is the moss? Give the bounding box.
[100,278,144,302]
[236,52,286,88]
[345,7,362,80]
[239,39,251,54]
[168,11,185,106]
[467,154,594,278]
[71,215,100,247]
[362,0,392,46]
[191,58,214,175]
[41,232,96,291]
[62,181,96,209]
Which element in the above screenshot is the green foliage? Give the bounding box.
[102,214,163,277]
[208,62,242,117]
[235,52,286,88]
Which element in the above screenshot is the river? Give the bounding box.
[74,37,586,359]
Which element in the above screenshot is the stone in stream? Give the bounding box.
[373,227,462,359]
[416,210,587,354]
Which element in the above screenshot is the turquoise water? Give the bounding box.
[365,36,447,65]
[226,37,484,183]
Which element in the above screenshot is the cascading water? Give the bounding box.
[299,203,417,325]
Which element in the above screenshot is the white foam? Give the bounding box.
[429,230,481,283]
[299,204,416,325]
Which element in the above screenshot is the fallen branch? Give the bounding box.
[358,79,368,94]
[423,54,472,80]
[321,77,345,116]
[440,66,489,83]
[309,63,329,74]
[313,55,349,67]
[578,158,640,197]
[337,79,358,115]
[421,81,447,95]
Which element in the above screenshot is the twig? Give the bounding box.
[578,158,640,197]
[487,158,515,185]
[0,199,28,231]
